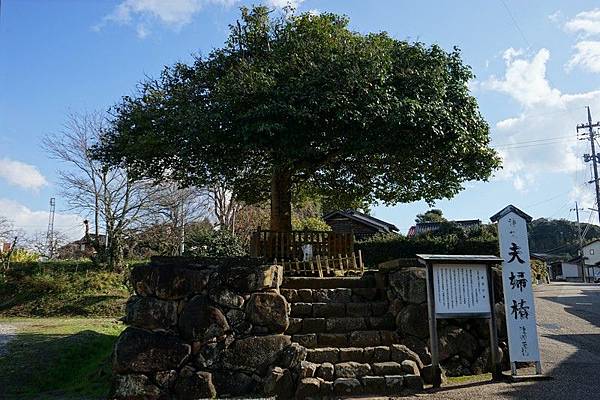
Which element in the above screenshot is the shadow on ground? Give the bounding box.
[0,330,116,400]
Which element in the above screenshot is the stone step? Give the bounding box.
[288,301,389,318]
[304,344,424,365]
[293,330,399,350]
[282,274,377,290]
[288,316,396,335]
[281,287,383,304]
[296,374,424,398]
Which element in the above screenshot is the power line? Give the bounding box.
[493,135,574,148]
[499,0,531,49]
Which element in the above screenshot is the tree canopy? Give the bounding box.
[415,209,446,224]
[97,6,500,232]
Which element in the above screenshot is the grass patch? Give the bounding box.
[0,261,135,317]
[0,318,125,400]
[446,372,493,385]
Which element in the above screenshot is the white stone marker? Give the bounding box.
[491,205,542,376]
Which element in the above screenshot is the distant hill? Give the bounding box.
[528,218,600,259]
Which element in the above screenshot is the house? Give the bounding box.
[550,257,584,281]
[407,219,481,237]
[58,234,107,259]
[581,239,600,281]
[323,210,399,240]
[57,220,106,259]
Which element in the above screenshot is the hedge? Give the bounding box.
[356,233,499,268]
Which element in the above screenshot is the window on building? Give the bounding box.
[590,249,595,255]
[80,244,86,251]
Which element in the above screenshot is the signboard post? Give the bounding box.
[491,205,543,379]
[417,254,504,388]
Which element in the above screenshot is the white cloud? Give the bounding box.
[548,10,562,24]
[566,40,600,73]
[0,198,83,241]
[496,116,522,130]
[97,0,237,38]
[565,8,600,37]
[266,0,304,9]
[0,158,47,190]
[485,48,600,192]
[484,48,562,108]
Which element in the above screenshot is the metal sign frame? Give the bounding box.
[417,254,504,388]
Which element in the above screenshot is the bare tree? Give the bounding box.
[134,183,211,256]
[208,186,246,234]
[43,112,157,270]
[22,230,69,259]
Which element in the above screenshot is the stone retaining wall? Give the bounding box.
[385,266,508,376]
[111,257,305,399]
[111,259,508,399]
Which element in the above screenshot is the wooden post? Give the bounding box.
[358,250,364,273]
[338,254,344,274]
[325,255,331,275]
[316,255,323,277]
[425,261,441,388]
[486,264,502,381]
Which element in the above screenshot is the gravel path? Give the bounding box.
[0,322,17,357]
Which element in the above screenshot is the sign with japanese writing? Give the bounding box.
[494,206,541,364]
[432,264,491,315]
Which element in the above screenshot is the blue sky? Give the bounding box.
[1,0,600,240]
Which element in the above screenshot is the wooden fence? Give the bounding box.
[249,228,354,261]
[276,251,364,277]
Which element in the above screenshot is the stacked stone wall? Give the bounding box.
[111,259,508,399]
[385,267,508,376]
[111,257,305,399]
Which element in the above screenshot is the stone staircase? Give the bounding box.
[281,274,425,398]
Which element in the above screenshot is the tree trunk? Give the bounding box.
[270,168,292,232]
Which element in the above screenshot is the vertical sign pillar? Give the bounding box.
[491,205,542,377]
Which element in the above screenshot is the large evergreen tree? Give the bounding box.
[97,7,500,232]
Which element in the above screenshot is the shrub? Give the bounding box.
[185,228,247,257]
[356,233,499,267]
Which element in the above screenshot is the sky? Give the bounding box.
[2,0,600,241]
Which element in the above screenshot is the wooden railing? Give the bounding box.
[277,251,364,277]
[249,228,354,261]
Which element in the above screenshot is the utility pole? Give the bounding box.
[46,197,56,259]
[578,106,600,224]
[180,200,185,256]
[571,202,586,282]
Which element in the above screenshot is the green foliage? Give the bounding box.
[292,216,331,231]
[527,218,600,258]
[185,228,247,257]
[0,318,124,399]
[357,233,499,267]
[0,261,131,317]
[415,209,446,223]
[531,259,549,283]
[97,6,500,216]
[8,248,40,263]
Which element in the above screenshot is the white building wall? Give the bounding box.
[562,262,581,278]
[582,240,600,266]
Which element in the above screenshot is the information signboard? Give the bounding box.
[432,264,491,316]
[417,254,504,388]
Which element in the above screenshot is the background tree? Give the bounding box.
[97,7,500,233]
[44,112,158,270]
[141,183,211,255]
[415,209,447,224]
